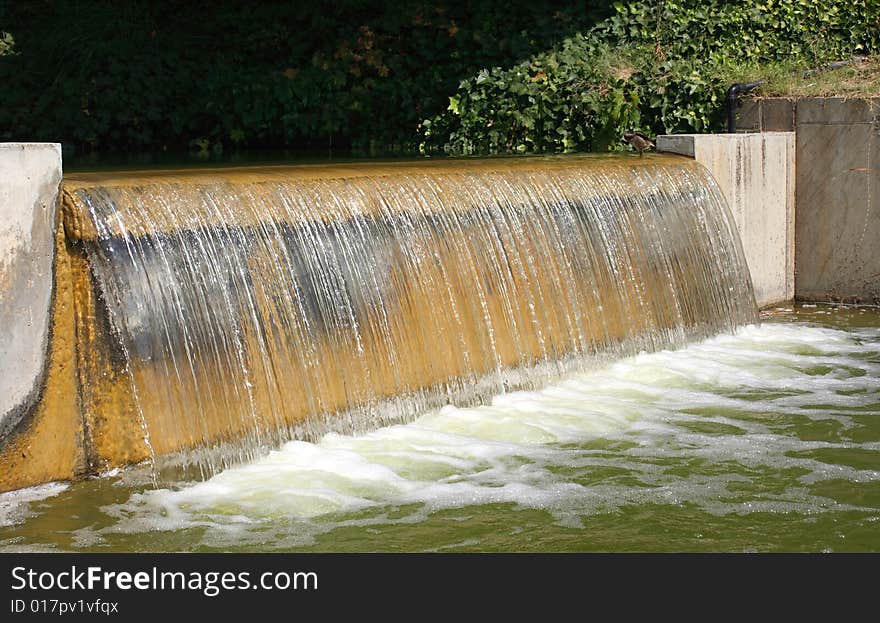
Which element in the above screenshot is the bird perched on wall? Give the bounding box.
[624,130,655,157]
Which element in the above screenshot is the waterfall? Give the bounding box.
[61,155,756,479]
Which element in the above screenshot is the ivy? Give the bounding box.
[424,0,880,154]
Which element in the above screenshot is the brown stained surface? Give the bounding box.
[0,218,85,492]
[63,154,674,187]
[70,245,150,470]
[62,155,693,242]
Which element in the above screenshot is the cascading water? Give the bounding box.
[60,155,757,480]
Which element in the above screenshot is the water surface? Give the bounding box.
[1,305,878,552]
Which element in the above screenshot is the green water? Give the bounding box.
[2,305,879,552]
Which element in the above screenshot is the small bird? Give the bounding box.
[624,130,655,157]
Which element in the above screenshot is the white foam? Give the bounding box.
[93,320,880,546]
[0,482,68,528]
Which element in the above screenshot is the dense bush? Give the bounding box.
[424,0,880,154]
[0,1,612,154]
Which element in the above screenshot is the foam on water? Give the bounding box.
[0,482,68,528]
[2,314,877,551]
[78,317,879,548]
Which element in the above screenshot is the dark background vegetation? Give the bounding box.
[1,1,877,158]
[0,0,612,156]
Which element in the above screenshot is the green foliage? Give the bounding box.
[424,40,643,154]
[0,1,612,154]
[0,31,14,56]
[426,0,880,154]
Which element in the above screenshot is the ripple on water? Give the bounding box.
[1,313,879,551]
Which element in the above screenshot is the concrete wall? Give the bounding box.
[735,97,880,304]
[657,133,796,307]
[0,143,62,439]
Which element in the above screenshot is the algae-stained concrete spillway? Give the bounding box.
[0,151,760,493]
[0,144,84,492]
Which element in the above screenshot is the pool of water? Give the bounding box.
[2,304,879,552]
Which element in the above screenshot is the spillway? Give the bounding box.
[3,155,758,487]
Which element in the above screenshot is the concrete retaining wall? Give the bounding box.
[657,132,796,307]
[0,143,62,439]
[736,97,880,304]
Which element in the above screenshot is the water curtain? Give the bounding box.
[61,156,756,478]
